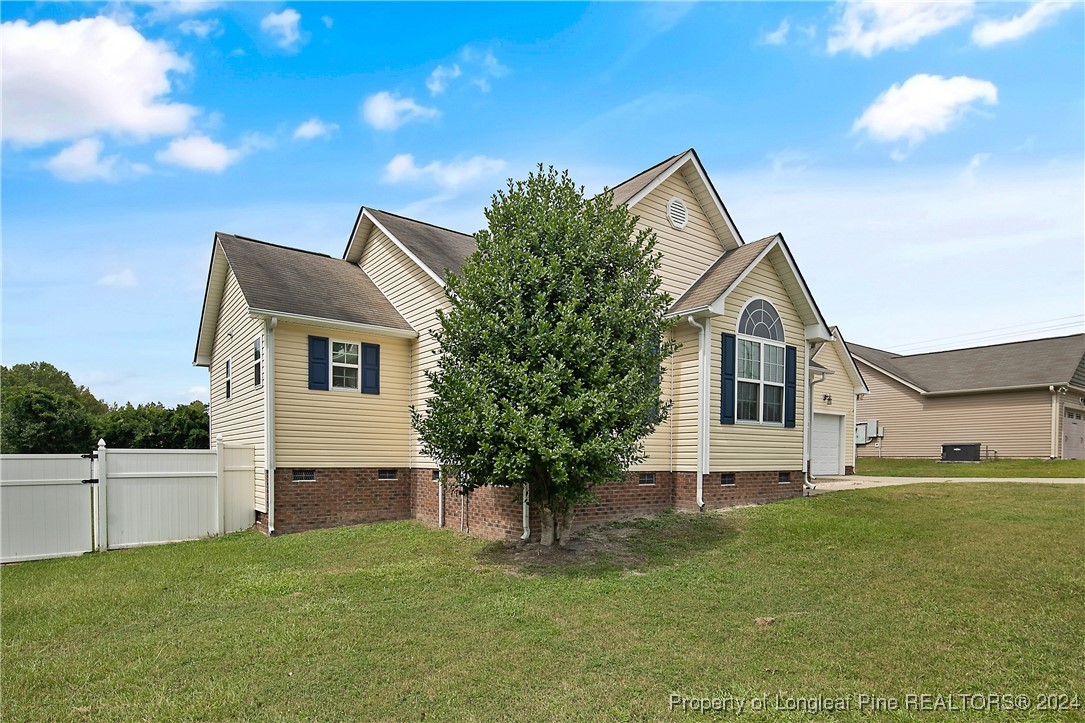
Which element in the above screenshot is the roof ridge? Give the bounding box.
[886,332,1085,358]
[606,150,687,193]
[217,232,333,259]
[369,208,475,239]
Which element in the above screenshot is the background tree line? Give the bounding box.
[0,362,209,453]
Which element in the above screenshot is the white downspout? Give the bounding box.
[852,392,859,474]
[266,316,277,534]
[687,316,706,510]
[438,472,445,527]
[1049,386,1059,459]
[520,483,530,541]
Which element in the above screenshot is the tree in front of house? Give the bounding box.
[413,165,677,546]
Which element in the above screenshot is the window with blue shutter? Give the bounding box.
[721,333,736,424]
[308,336,329,390]
[784,345,797,428]
[361,343,380,395]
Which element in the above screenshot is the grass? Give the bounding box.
[3,484,1084,721]
[856,456,1085,478]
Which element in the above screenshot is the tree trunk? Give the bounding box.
[556,509,575,547]
[539,507,556,547]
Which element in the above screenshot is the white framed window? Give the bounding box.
[253,336,263,388]
[224,358,232,400]
[331,340,361,390]
[736,299,785,425]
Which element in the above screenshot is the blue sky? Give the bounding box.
[2,1,1083,406]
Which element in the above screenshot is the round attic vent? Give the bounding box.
[667,196,689,229]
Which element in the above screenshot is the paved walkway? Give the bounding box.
[809,475,1084,495]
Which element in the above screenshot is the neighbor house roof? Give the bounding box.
[847,334,1085,395]
[194,233,412,365]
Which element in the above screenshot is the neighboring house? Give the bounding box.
[194,149,852,539]
[849,334,1085,460]
[809,327,869,477]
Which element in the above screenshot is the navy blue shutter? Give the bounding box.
[308,336,329,390]
[721,333,736,425]
[361,343,380,395]
[784,345,797,428]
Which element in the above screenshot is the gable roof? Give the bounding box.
[342,148,746,281]
[667,232,832,342]
[848,334,1085,395]
[194,233,412,365]
[670,235,776,314]
[814,326,869,394]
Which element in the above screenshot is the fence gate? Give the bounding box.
[0,454,97,563]
[1,441,256,563]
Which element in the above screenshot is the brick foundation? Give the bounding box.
[844,465,854,476]
[273,467,410,534]
[268,466,803,539]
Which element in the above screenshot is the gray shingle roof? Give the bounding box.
[669,235,776,314]
[608,151,685,206]
[848,334,1085,394]
[367,209,478,282]
[217,233,412,331]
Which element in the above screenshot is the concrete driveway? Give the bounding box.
[808,475,1084,495]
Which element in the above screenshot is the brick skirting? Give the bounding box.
[845,465,855,476]
[273,467,410,534]
[270,466,804,539]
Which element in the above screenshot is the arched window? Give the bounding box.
[738,298,784,342]
[735,299,785,424]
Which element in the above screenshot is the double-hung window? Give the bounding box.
[331,340,361,390]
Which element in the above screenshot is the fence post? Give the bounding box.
[96,439,108,552]
[215,434,225,535]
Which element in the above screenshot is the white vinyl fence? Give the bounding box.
[1,439,255,563]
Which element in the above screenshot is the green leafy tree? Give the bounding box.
[96,401,209,449]
[0,387,96,453]
[1,361,108,416]
[413,166,678,546]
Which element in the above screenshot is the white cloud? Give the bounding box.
[761,19,791,46]
[827,0,973,57]
[460,48,508,93]
[178,18,222,38]
[293,118,338,140]
[853,74,998,152]
[155,134,254,172]
[426,64,462,95]
[46,137,150,182]
[97,268,138,288]
[143,2,220,22]
[361,92,439,131]
[321,15,334,29]
[972,1,1072,46]
[382,153,506,191]
[1,16,197,146]
[185,385,209,401]
[959,152,992,183]
[260,8,305,51]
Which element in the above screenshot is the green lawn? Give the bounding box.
[856,456,1085,478]
[3,484,1084,721]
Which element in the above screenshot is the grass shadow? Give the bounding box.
[474,509,742,578]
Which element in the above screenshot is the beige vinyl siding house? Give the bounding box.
[208,268,267,511]
[851,334,1085,460]
[195,147,849,537]
[808,329,868,475]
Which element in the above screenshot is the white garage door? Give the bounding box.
[1065,409,1085,460]
[812,413,843,476]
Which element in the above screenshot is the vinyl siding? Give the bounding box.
[208,268,266,511]
[358,229,449,467]
[633,329,675,471]
[708,257,806,471]
[855,362,1053,458]
[812,341,858,467]
[632,174,726,303]
[273,321,411,468]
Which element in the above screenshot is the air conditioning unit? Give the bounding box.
[855,420,882,445]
